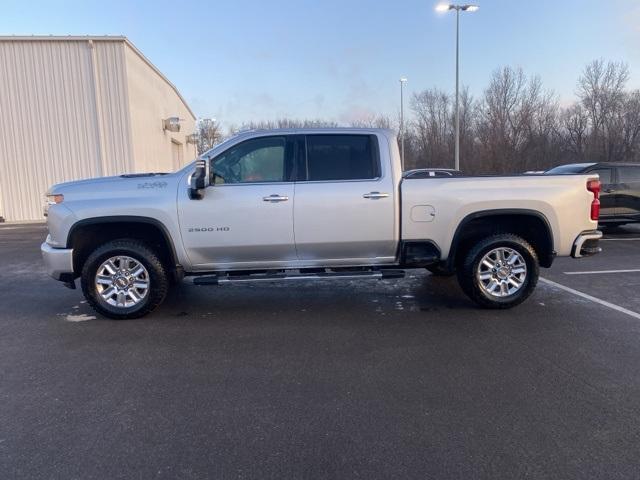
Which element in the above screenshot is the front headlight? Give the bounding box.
[46,194,64,205]
[44,194,64,217]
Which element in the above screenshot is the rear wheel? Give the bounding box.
[457,234,539,309]
[81,239,169,319]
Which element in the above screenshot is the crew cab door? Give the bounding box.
[293,134,397,265]
[178,135,297,269]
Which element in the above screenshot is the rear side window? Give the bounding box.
[589,168,612,184]
[618,167,640,183]
[305,135,379,181]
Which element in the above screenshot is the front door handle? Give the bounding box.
[363,192,389,200]
[263,194,289,202]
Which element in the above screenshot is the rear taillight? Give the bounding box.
[587,179,600,221]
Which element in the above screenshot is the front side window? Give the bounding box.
[618,167,640,183]
[305,135,379,181]
[211,136,287,184]
[590,168,612,185]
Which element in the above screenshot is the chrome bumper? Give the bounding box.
[571,230,603,258]
[41,242,74,280]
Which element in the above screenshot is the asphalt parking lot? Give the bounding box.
[2,223,640,479]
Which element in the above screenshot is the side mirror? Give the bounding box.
[189,159,210,200]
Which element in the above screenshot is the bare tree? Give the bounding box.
[560,104,589,162]
[230,118,339,134]
[578,59,630,162]
[209,60,640,173]
[457,87,478,172]
[411,88,453,168]
[620,90,640,161]
[349,115,393,129]
[196,118,223,154]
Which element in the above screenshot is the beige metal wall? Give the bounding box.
[0,37,195,222]
[91,40,135,176]
[124,44,196,174]
[0,40,108,221]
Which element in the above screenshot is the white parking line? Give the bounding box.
[563,269,640,275]
[540,277,640,320]
[601,237,640,241]
[0,225,46,230]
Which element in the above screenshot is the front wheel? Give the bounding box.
[457,234,539,309]
[81,239,169,319]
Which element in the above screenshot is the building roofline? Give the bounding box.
[0,35,196,120]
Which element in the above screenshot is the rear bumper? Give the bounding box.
[41,242,74,280]
[571,230,602,258]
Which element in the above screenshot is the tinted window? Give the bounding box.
[305,135,378,181]
[211,136,287,184]
[618,166,640,183]
[545,163,595,174]
[589,168,612,184]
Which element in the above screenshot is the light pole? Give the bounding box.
[436,3,478,171]
[399,77,407,170]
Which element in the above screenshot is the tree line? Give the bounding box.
[197,59,640,174]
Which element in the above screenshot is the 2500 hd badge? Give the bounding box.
[188,227,230,232]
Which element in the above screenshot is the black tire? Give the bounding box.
[457,234,539,309]
[426,263,455,277]
[81,239,169,319]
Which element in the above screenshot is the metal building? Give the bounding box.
[0,36,197,222]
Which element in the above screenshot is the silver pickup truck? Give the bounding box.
[42,128,602,319]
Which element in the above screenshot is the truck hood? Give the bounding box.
[48,172,173,195]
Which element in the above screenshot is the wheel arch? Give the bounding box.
[66,216,180,278]
[446,209,555,270]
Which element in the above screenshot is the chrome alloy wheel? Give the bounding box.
[95,256,150,308]
[476,247,527,298]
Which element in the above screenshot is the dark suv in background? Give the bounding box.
[545,163,640,226]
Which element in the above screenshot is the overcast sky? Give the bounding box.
[2,0,639,127]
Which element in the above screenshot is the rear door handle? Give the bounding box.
[263,194,289,202]
[363,192,389,200]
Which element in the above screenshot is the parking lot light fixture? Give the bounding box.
[399,77,407,170]
[435,3,479,171]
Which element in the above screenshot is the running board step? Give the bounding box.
[193,269,405,286]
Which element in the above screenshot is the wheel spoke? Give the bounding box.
[512,267,526,274]
[101,286,116,298]
[133,280,148,289]
[116,291,127,307]
[118,257,129,271]
[482,259,495,270]
[103,260,117,275]
[131,265,145,277]
[508,277,521,288]
[128,289,141,302]
[96,275,112,285]
[479,272,493,281]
